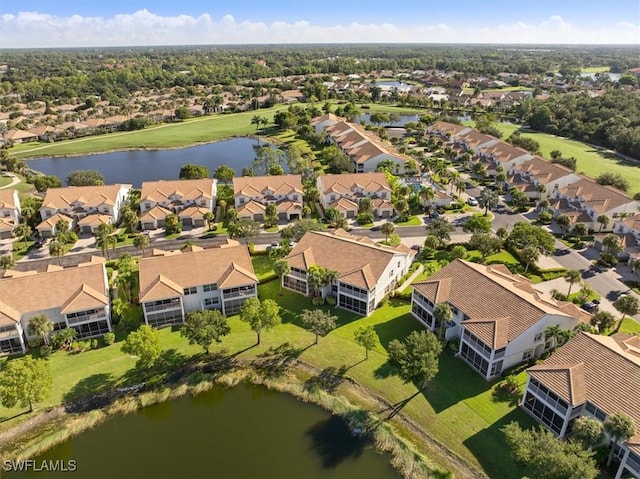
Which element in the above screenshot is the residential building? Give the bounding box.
[0,257,112,354]
[36,213,76,239]
[0,189,20,239]
[312,115,408,173]
[283,229,415,316]
[232,174,303,221]
[138,241,258,327]
[411,259,589,379]
[317,172,394,219]
[425,121,472,140]
[475,141,533,175]
[512,156,580,191]
[522,332,640,479]
[38,184,131,235]
[139,179,217,230]
[310,113,343,134]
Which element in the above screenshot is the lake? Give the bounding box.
[6,383,399,479]
[27,137,275,187]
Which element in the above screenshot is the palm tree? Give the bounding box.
[273,259,291,295]
[556,214,571,237]
[381,222,395,242]
[478,187,498,216]
[94,223,116,259]
[49,239,65,266]
[0,255,15,270]
[419,186,435,207]
[564,269,582,297]
[14,223,32,249]
[596,214,610,232]
[543,324,564,349]
[613,295,639,332]
[28,314,54,346]
[433,302,453,340]
[251,114,262,131]
[604,412,636,467]
[536,183,546,200]
[203,211,215,231]
[133,233,150,255]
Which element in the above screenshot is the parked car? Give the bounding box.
[467,197,479,206]
[581,301,600,313]
[370,225,381,231]
[266,242,279,251]
[410,245,422,252]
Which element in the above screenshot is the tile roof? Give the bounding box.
[0,189,18,210]
[318,172,390,195]
[178,206,210,219]
[285,229,413,291]
[237,200,266,216]
[42,184,131,211]
[480,141,531,164]
[36,212,74,230]
[426,121,471,137]
[621,214,640,233]
[330,197,358,212]
[309,113,341,126]
[457,130,498,150]
[139,242,258,302]
[232,175,302,198]
[0,217,16,232]
[77,213,112,227]
[140,179,216,204]
[515,156,575,184]
[527,332,640,447]
[558,177,636,214]
[413,259,588,348]
[0,260,108,326]
[140,205,172,222]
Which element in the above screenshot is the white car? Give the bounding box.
[467,197,479,206]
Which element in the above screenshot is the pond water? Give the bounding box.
[580,72,621,82]
[7,383,399,479]
[27,137,275,187]
[356,113,421,127]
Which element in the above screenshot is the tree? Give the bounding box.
[273,259,291,294]
[462,215,492,234]
[179,164,209,179]
[354,326,379,360]
[280,219,324,242]
[301,309,337,345]
[0,254,15,270]
[133,233,150,255]
[470,233,503,261]
[556,214,571,237]
[228,218,260,242]
[48,239,66,266]
[602,234,623,256]
[0,357,52,413]
[94,222,116,259]
[307,265,335,298]
[13,223,32,249]
[394,199,409,222]
[502,422,598,479]
[264,203,279,228]
[596,172,629,192]
[590,311,616,332]
[319,145,354,174]
[239,298,281,345]
[380,222,395,242]
[120,207,139,231]
[28,314,54,346]
[121,325,162,369]
[51,327,77,350]
[32,175,62,193]
[114,253,135,303]
[358,197,374,215]
[388,330,443,389]
[613,294,639,330]
[425,218,454,248]
[450,245,467,260]
[214,165,235,182]
[165,213,182,235]
[597,214,610,232]
[433,302,453,340]
[572,416,604,450]
[604,412,636,467]
[572,222,588,238]
[181,309,230,354]
[507,222,555,260]
[66,170,104,186]
[564,270,582,297]
[478,187,499,215]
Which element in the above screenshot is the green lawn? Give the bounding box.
[581,66,611,73]
[11,106,288,159]
[619,317,640,335]
[0,175,13,188]
[0,276,533,478]
[250,255,277,282]
[394,215,422,226]
[12,239,35,261]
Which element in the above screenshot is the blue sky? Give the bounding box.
[1,0,638,47]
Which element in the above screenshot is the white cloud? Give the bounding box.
[0,10,638,48]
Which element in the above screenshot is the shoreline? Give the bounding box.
[0,357,482,479]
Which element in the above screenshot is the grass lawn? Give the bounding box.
[0,175,13,188]
[463,121,640,196]
[270,129,320,159]
[12,239,35,261]
[619,317,640,335]
[0,275,533,478]
[11,106,288,160]
[357,103,426,115]
[250,255,277,282]
[465,249,520,266]
[581,66,611,73]
[394,215,421,226]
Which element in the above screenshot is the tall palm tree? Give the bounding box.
[597,214,610,232]
[133,233,150,255]
[381,222,395,242]
[28,314,54,346]
[94,223,116,259]
[14,223,32,249]
[564,269,582,297]
[604,412,636,467]
[478,187,499,216]
[49,239,65,266]
[543,325,564,349]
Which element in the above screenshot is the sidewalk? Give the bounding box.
[395,263,424,294]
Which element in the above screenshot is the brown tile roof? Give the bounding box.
[527,332,640,446]
[232,175,302,198]
[5,129,37,141]
[330,197,358,212]
[310,113,341,127]
[480,142,531,163]
[558,177,636,213]
[42,184,131,211]
[463,317,511,350]
[285,229,412,291]
[77,213,112,227]
[0,189,18,210]
[178,206,210,219]
[457,130,498,150]
[318,172,390,195]
[0,217,16,232]
[413,259,587,348]
[36,212,74,230]
[140,179,216,204]
[426,121,470,137]
[140,205,172,222]
[515,156,574,184]
[0,260,108,326]
[139,243,258,302]
[621,214,640,232]
[237,200,266,216]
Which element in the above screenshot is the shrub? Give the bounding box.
[312,296,325,306]
[102,332,115,346]
[120,315,141,333]
[28,338,43,349]
[325,295,336,306]
[39,345,52,357]
[90,339,99,349]
[51,328,77,350]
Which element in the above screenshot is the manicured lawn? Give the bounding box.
[463,121,640,196]
[619,317,640,335]
[0,276,533,478]
[0,175,13,188]
[581,66,611,73]
[394,215,421,226]
[481,86,534,92]
[465,249,520,266]
[11,106,288,159]
[250,255,277,282]
[12,239,35,261]
[357,103,426,115]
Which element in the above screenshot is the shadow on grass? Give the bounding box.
[376,390,421,420]
[306,414,366,468]
[463,408,534,479]
[304,365,348,394]
[63,373,116,405]
[490,384,522,408]
[373,360,395,379]
[202,349,240,378]
[252,342,304,378]
[372,309,420,349]
[0,410,31,423]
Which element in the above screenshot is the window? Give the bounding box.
[522,350,533,361]
[330,195,336,201]
[292,195,298,201]
[204,297,220,309]
[239,197,245,204]
[203,283,217,292]
[534,332,543,342]
[389,270,394,277]
[397,261,401,268]
[183,286,197,295]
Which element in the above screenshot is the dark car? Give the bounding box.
[410,244,422,252]
[370,225,381,232]
[34,240,45,248]
[581,301,600,313]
